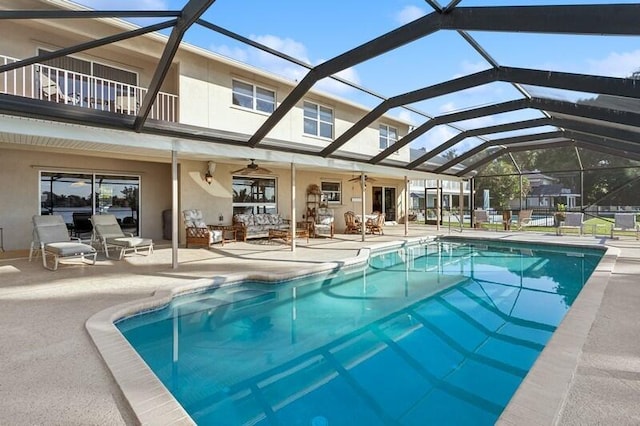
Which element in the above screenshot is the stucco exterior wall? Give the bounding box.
[0,148,172,251]
[180,160,408,236]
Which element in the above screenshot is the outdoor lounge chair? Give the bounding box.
[474,209,490,229]
[39,70,78,105]
[610,213,640,240]
[91,214,153,260]
[29,215,96,270]
[559,212,584,236]
[516,209,533,230]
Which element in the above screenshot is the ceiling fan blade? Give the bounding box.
[348,175,376,182]
[231,161,274,175]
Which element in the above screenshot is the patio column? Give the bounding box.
[361,173,366,242]
[290,162,296,252]
[404,176,409,236]
[459,180,464,231]
[171,149,178,269]
[435,179,440,231]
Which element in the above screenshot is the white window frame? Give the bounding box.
[379,124,399,154]
[303,101,334,139]
[231,79,276,114]
[232,176,278,214]
[321,181,342,205]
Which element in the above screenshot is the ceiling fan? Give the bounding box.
[231,159,274,175]
[348,174,376,183]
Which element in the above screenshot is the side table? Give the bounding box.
[209,225,237,246]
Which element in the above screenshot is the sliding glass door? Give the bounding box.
[40,171,140,236]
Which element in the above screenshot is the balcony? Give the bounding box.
[0,55,178,122]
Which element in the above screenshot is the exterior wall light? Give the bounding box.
[204,161,216,185]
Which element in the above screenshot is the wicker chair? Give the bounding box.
[344,211,361,234]
[313,208,335,238]
[182,209,223,247]
[366,212,385,235]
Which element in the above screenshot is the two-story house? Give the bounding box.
[0,0,455,251]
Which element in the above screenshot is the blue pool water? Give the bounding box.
[117,239,603,425]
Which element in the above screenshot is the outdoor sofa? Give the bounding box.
[233,213,290,241]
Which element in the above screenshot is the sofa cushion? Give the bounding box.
[268,214,281,225]
[254,214,271,225]
[183,209,207,228]
[319,216,333,225]
[234,213,254,226]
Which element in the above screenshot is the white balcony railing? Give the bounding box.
[1,54,177,122]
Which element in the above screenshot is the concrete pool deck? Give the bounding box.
[0,225,638,425]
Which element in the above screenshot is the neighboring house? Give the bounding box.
[409,148,470,219]
[509,170,580,210]
[0,0,446,250]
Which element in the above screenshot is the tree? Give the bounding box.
[475,160,530,209]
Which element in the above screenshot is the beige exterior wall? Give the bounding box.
[0,147,171,251]
[175,48,412,161]
[180,160,408,235]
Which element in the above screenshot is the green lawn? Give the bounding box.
[413,216,638,238]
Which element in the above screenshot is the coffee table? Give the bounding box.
[268,228,309,245]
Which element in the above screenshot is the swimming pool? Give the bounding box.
[117,239,603,425]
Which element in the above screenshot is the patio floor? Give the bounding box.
[0,225,639,425]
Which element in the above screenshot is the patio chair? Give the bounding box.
[115,94,139,115]
[344,211,361,234]
[72,211,93,239]
[516,209,533,230]
[366,212,385,235]
[474,209,489,229]
[559,212,584,236]
[183,209,223,247]
[313,207,335,238]
[610,213,640,240]
[39,71,79,105]
[90,214,153,260]
[29,215,97,270]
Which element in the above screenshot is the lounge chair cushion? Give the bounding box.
[45,242,96,257]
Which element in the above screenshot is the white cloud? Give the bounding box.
[212,45,249,63]
[253,35,310,63]
[211,34,360,96]
[587,50,640,78]
[395,5,427,25]
[422,126,459,151]
[439,102,457,114]
[459,60,490,75]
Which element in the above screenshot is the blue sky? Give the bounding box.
[75,0,640,155]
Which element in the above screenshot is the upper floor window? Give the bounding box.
[321,181,341,205]
[304,101,334,139]
[232,79,276,113]
[379,124,398,150]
